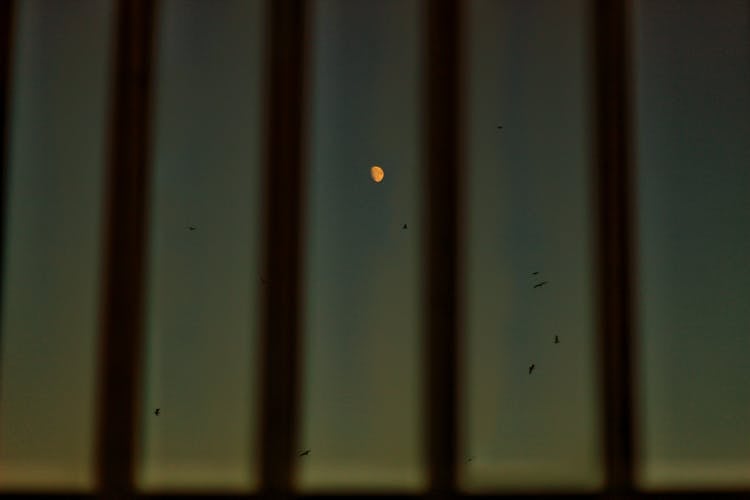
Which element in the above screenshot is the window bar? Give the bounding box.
[592,0,637,495]
[423,0,464,496]
[0,0,14,363]
[257,0,309,496]
[95,0,156,497]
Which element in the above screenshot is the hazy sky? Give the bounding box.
[300,0,422,491]
[464,0,599,491]
[0,0,112,489]
[1,0,749,494]
[140,0,264,491]
[635,0,750,488]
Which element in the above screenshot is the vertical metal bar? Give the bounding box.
[258,0,308,496]
[423,0,464,496]
[0,0,14,380]
[592,0,636,495]
[95,1,156,497]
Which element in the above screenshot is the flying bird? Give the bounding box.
[154,408,160,416]
[528,364,535,375]
[497,125,503,129]
[554,335,560,344]
[298,449,311,457]
[187,226,196,231]
[465,457,474,464]
[402,223,408,229]
[533,281,548,288]
[531,271,539,275]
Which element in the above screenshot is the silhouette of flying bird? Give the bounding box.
[154,408,160,416]
[497,125,503,129]
[531,271,539,275]
[533,281,548,288]
[187,226,196,231]
[554,335,560,344]
[403,224,407,229]
[298,449,311,457]
[528,364,535,375]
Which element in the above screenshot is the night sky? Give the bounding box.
[0,0,749,493]
[463,0,598,491]
[635,0,750,488]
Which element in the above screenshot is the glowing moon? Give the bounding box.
[370,165,384,183]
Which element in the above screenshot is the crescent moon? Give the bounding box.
[370,165,384,183]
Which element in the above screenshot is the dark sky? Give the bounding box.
[300,0,422,490]
[0,0,112,489]
[140,0,265,490]
[1,0,749,493]
[463,0,598,491]
[635,0,750,488]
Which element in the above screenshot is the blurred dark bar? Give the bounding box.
[7,492,750,499]
[258,0,308,496]
[591,0,636,495]
[95,0,156,497]
[423,0,464,496]
[0,0,13,378]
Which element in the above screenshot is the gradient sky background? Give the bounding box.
[1,0,749,493]
[463,0,599,491]
[300,0,422,491]
[635,0,750,488]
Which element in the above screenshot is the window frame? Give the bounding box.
[0,0,748,497]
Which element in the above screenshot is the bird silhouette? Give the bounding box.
[533,281,548,288]
[402,223,408,229]
[497,125,503,130]
[528,364,535,375]
[554,335,560,344]
[465,457,474,464]
[298,449,311,457]
[531,271,539,275]
[187,226,196,231]
[154,408,160,416]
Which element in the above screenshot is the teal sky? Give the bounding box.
[463,0,599,491]
[300,0,422,491]
[635,0,750,488]
[0,0,112,489]
[140,0,264,491]
[1,0,749,493]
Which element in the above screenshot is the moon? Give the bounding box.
[370,165,384,183]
